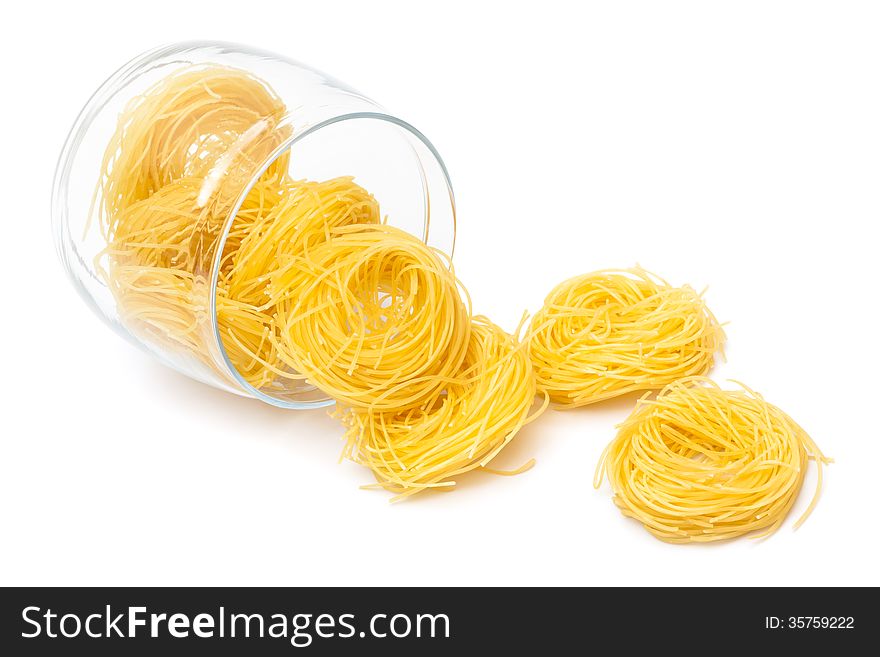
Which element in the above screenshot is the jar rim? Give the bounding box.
[208,112,457,409]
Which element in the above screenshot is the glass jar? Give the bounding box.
[52,41,456,409]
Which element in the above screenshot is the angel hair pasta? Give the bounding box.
[338,315,548,500]
[270,224,473,412]
[217,177,381,389]
[98,64,291,225]
[529,267,725,407]
[594,377,830,543]
[95,63,383,391]
[63,48,829,517]
[89,60,540,499]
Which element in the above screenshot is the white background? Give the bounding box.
[1,1,877,586]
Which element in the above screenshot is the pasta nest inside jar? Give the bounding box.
[99,64,292,223]
[529,267,726,407]
[594,377,830,543]
[270,224,472,412]
[97,64,296,370]
[96,63,389,393]
[217,177,382,389]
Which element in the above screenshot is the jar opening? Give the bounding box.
[210,113,456,409]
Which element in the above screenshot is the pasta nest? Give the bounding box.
[272,224,472,411]
[594,377,830,543]
[529,267,725,407]
[339,316,547,500]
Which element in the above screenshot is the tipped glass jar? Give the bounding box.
[52,41,456,409]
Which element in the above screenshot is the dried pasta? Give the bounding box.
[218,177,381,388]
[85,58,827,520]
[529,267,725,407]
[270,224,473,412]
[96,64,383,391]
[339,316,548,500]
[98,64,291,228]
[93,62,542,499]
[594,377,830,543]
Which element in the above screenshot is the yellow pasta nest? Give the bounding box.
[218,177,381,388]
[103,175,291,356]
[97,64,386,391]
[339,316,548,500]
[102,173,381,384]
[594,377,830,543]
[97,65,295,366]
[529,267,725,407]
[99,64,291,225]
[271,224,472,412]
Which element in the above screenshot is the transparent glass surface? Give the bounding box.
[52,41,456,408]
